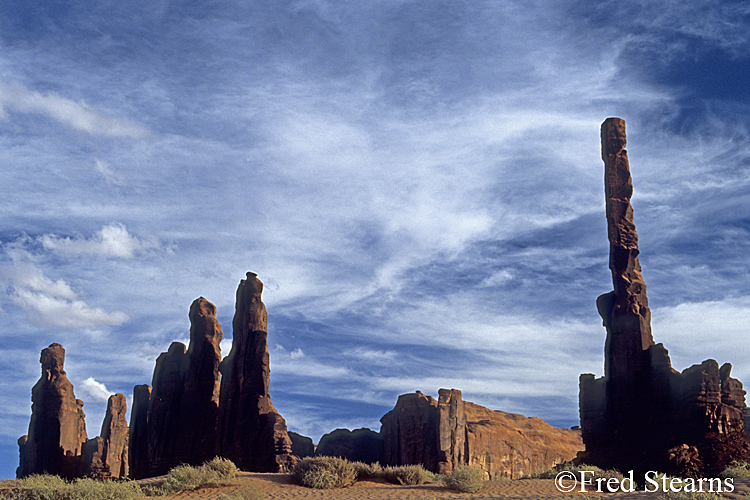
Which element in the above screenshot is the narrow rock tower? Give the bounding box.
[217,272,295,471]
[580,118,750,477]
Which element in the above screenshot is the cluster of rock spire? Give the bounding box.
[18,272,294,479]
[16,118,750,481]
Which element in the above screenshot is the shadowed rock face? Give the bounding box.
[579,118,750,477]
[142,296,224,477]
[288,432,315,458]
[381,389,582,479]
[218,272,295,471]
[128,384,151,479]
[176,297,223,465]
[18,343,88,478]
[146,341,186,476]
[316,428,383,464]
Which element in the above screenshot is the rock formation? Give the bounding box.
[141,296,224,477]
[146,341,186,476]
[128,384,151,479]
[316,428,383,463]
[579,117,750,477]
[101,393,129,477]
[217,272,295,471]
[83,393,129,479]
[176,297,223,465]
[380,389,582,478]
[288,432,315,458]
[17,343,88,478]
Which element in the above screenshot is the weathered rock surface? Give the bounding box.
[146,341,186,476]
[288,432,315,458]
[100,393,129,478]
[316,428,383,464]
[140,297,224,477]
[176,297,223,466]
[579,117,750,477]
[17,343,88,478]
[128,384,151,479]
[217,272,295,471]
[381,389,582,479]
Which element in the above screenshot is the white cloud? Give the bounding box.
[0,255,129,329]
[39,223,157,259]
[0,80,149,138]
[94,159,126,186]
[76,377,113,403]
[652,297,750,381]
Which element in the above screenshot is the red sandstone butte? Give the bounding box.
[381,389,582,479]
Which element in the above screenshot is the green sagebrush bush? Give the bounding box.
[382,464,430,485]
[350,461,382,480]
[161,457,239,494]
[8,475,144,500]
[719,461,750,479]
[291,456,357,489]
[443,465,484,493]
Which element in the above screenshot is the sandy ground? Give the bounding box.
[2,474,748,499]
[135,474,750,500]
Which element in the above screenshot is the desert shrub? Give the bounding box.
[7,475,70,500]
[443,465,484,493]
[203,457,239,480]
[161,459,239,494]
[291,456,357,489]
[7,475,144,500]
[382,465,430,485]
[719,460,750,479]
[661,491,723,500]
[528,463,623,482]
[216,487,265,500]
[350,461,382,480]
[426,471,444,482]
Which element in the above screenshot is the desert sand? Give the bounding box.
[132,474,750,499]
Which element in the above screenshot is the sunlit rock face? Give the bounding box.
[381,388,583,479]
[17,343,88,479]
[579,117,750,478]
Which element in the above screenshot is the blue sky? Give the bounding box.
[2,0,750,479]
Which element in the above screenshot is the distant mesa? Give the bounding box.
[288,431,315,458]
[380,388,583,479]
[579,117,750,477]
[315,428,383,464]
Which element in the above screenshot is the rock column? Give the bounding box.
[18,343,88,478]
[218,272,295,471]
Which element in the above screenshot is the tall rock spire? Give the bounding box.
[217,272,294,471]
[17,343,88,478]
[580,118,750,477]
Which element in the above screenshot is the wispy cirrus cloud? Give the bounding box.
[0,80,149,139]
